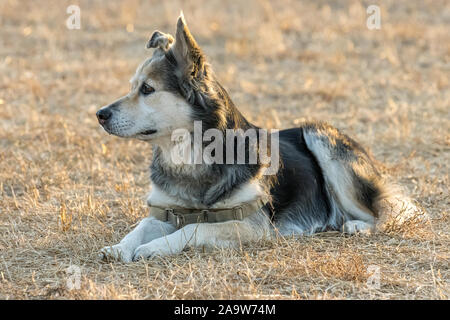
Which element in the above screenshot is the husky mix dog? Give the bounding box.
[97,15,420,262]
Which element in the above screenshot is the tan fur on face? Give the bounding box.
[99,56,193,143]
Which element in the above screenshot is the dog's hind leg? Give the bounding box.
[100,217,175,262]
[301,122,426,234]
[302,122,379,230]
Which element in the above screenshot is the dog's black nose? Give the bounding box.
[96,108,112,124]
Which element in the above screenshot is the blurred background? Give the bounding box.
[0,0,448,299]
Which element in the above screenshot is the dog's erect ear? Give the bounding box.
[171,13,206,79]
[146,31,174,51]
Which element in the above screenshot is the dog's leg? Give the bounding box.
[133,211,271,260]
[100,217,176,262]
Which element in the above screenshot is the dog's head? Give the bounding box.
[96,14,211,142]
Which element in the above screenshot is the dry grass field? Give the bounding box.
[0,0,449,299]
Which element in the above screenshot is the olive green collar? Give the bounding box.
[148,197,269,229]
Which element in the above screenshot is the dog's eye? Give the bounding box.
[140,83,155,95]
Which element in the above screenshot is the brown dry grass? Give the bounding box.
[0,0,449,300]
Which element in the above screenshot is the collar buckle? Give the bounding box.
[233,206,244,220]
[164,208,174,221]
[174,213,185,229]
[201,209,209,222]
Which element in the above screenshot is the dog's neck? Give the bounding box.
[149,115,267,206]
[149,138,267,207]
[151,75,260,170]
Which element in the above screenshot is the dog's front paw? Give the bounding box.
[132,238,181,261]
[99,244,134,263]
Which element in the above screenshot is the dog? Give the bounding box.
[97,14,421,262]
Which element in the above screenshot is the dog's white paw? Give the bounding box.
[341,220,373,235]
[99,244,134,263]
[132,238,181,261]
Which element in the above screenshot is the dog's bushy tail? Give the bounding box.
[374,178,428,233]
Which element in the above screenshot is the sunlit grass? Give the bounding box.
[0,0,448,299]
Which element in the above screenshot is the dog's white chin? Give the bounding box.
[135,131,167,142]
[104,128,157,140]
[136,134,156,141]
[106,127,169,144]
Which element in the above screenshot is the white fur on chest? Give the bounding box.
[147,180,265,209]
